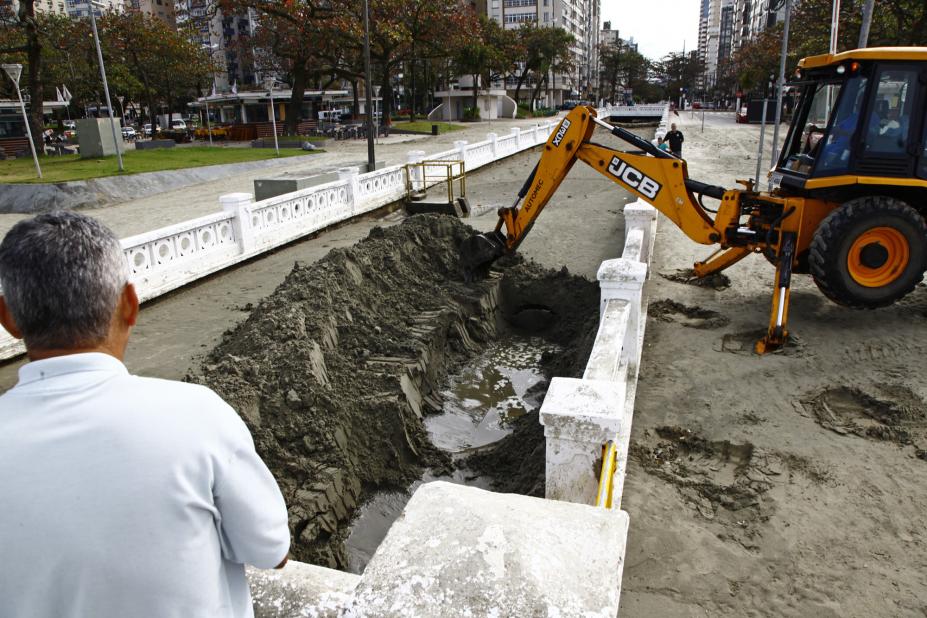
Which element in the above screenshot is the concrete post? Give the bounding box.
[510,127,521,149]
[539,377,626,505]
[597,258,647,368]
[405,150,424,193]
[487,132,498,158]
[220,192,256,254]
[623,200,658,267]
[338,167,359,214]
[453,140,468,167]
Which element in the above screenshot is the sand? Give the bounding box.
[618,111,927,617]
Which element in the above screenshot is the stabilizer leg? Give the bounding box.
[755,232,796,354]
[693,246,751,277]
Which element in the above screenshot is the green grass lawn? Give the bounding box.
[0,147,319,184]
[392,120,466,134]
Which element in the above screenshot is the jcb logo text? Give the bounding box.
[607,157,661,200]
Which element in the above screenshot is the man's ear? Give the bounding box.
[121,283,139,328]
[0,297,23,339]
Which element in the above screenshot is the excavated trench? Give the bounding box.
[193,215,599,570]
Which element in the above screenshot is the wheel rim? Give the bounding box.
[847,227,909,288]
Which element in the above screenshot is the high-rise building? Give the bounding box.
[175,0,259,90]
[700,0,784,93]
[486,0,600,106]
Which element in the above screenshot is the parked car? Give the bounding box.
[143,123,153,137]
[170,119,187,131]
[62,120,76,130]
[122,126,137,140]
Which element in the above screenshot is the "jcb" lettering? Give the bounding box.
[606,157,661,200]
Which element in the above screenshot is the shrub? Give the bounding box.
[462,106,481,122]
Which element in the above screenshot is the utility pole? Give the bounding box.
[362,0,375,170]
[89,0,123,172]
[769,0,792,187]
[829,0,841,55]
[858,0,875,48]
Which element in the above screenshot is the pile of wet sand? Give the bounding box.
[192,215,599,568]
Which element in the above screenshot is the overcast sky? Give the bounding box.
[600,0,701,60]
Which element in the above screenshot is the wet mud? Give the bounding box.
[192,215,599,569]
[630,426,831,550]
[799,385,927,456]
[650,299,730,330]
[660,268,731,291]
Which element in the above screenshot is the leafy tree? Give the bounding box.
[453,16,512,111]
[0,0,49,153]
[653,50,704,105]
[506,25,573,106]
[598,38,651,104]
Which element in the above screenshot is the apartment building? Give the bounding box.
[175,0,258,90]
[699,0,784,92]
[486,0,600,106]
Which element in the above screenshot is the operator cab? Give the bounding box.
[772,47,927,203]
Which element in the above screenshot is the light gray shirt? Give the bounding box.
[0,353,290,618]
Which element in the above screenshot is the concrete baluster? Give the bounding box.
[597,258,647,369]
[539,377,626,505]
[487,132,498,158]
[338,167,359,215]
[220,192,255,255]
[453,140,468,168]
[623,200,658,268]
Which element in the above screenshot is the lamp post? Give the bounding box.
[88,0,123,171]
[202,43,219,147]
[1,63,42,178]
[769,0,792,188]
[373,85,381,145]
[265,76,280,157]
[362,0,375,169]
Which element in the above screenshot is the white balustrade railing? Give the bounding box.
[0,117,563,360]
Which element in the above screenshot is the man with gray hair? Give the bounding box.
[0,212,290,618]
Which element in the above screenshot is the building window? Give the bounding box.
[503,0,536,6]
[543,10,548,20]
[504,12,537,23]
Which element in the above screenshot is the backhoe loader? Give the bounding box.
[461,47,927,353]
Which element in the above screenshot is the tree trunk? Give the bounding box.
[351,79,359,119]
[472,73,479,112]
[24,0,45,155]
[409,57,417,123]
[286,63,307,135]
[380,68,393,125]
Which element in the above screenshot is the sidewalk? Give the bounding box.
[0,115,559,240]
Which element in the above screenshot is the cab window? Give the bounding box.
[861,67,917,156]
[816,75,867,174]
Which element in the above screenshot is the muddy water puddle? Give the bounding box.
[345,336,556,573]
[426,337,557,452]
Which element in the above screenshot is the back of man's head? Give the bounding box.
[0,212,128,351]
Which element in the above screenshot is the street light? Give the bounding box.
[362,0,375,169]
[87,0,123,172]
[264,76,280,157]
[1,64,42,178]
[202,43,219,147]
[373,85,381,145]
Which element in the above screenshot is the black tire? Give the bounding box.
[809,196,927,308]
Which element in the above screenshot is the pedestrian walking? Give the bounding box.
[665,123,684,158]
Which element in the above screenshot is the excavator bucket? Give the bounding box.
[459,230,506,278]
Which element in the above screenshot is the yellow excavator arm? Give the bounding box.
[459,105,808,354]
[501,106,721,247]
